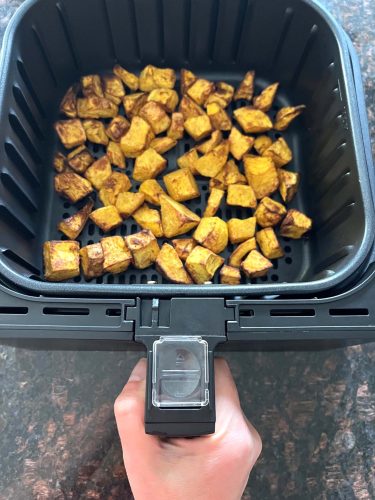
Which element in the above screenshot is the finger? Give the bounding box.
[214,357,243,428]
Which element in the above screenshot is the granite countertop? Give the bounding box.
[0,1,375,499]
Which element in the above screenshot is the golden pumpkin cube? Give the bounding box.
[53,152,67,173]
[263,137,292,167]
[148,88,179,113]
[180,68,197,94]
[89,206,122,233]
[241,250,273,278]
[184,114,213,141]
[228,238,257,267]
[220,265,241,285]
[227,184,257,209]
[113,65,139,91]
[133,148,167,182]
[209,160,247,191]
[106,115,130,142]
[133,204,163,237]
[84,155,112,190]
[81,74,103,97]
[274,105,306,131]
[107,141,126,169]
[171,238,197,261]
[156,243,193,284]
[80,243,104,279]
[185,246,224,284]
[280,209,312,239]
[234,71,255,101]
[125,229,160,269]
[67,146,94,174]
[150,137,177,154]
[160,195,201,238]
[139,179,165,205]
[44,240,80,282]
[197,130,223,155]
[101,236,132,274]
[83,119,109,145]
[164,168,200,202]
[205,82,234,108]
[234,107,273,134]
[139,64,176,91]
[204,188,225,217]
[120,116,152,158]
[243,155,279,199]
[58,199,94,239]
[177,149,199,175]
[195,141,229,177]
[206,102,232,131]
[256,227,284,259]
[253,135,273,155]
[116,192,145,218]
[99,172,132,206]
[55,119,86,149]
[167,112,185,140]
[60,84,78,118]
[123,92,148,118]
[179,95,205,120]
[227,217,256,244]
[102,74,125,104]
[54,172,93,203]
[253,83,279,112]
[187,78,214,106]
[139,101,171,135]
[255,197,286,228]
[278,169,300,203]
[77,96,118,119]
[228,127,254,160]
[193,217,228,254]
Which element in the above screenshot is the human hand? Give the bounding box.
[115,357,262,500]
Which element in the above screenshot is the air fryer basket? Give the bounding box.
[0,0,373,297]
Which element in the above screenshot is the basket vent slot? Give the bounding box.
[0,307,28,315]
[16,59,46,118]
[239,308,254,317]
[106,308,121,316]
[329,308,368,316]
[12,86,44,141]
[270,309,315,317]
[43,307,90,316]
[8,113,42,165]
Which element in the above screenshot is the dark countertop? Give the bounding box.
[0,1,375,499]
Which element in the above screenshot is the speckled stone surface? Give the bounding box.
[0,1,375,499]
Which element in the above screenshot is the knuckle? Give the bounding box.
[114,391,139,417]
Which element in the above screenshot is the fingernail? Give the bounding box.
[128,359,146,382]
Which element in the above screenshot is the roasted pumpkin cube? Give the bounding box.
[55,119,86,149]
[254,135,273,155]
[197,130,223,155]
[133,148,167,181]
[256,227,284,259]
[99,172,131,206]
[84,155,112,190]
[123,92,148,118]
[81,75,103,97]
[139,101,171,135]
[156,243,193,284]
[206,103,232,131]
[195,141,229,177]
[241,250,273,278]
[177,149,199,175]
[228,238,257,267]
[54,172,93,203]
[67,146,94,174]
[139,179,165,205]
[234,71,255,101]
[209,160,247,191]
[274,105,306,131]
[53,152,67,173]
[139,64,176,91]
[187,78,214,106]
[58,199,94,239]
[90,206,122,232]
[220,265,241,285]
[164,168,200,202]
[83,119,109,145]
[77,96,118,119]
[228,127,254,160]
[227,217,256,244]
[107,141,126,169]
[193,217,228,254]
[204,188,224,217]
[125,229,160,269]
[120,116,152,158]
[60,84,78,118]
[184,114,212,141]
[244,155,279,199]
[116,192,145,218]
[106,115,130,142]
[180,68,197,94]
[44,240,80,281]
[101,236,132,274]
[185,246,224,284]
[205,82,234,108]
[113,65,139,91]
[167,112,185,140]
[179,95,205,120]
[148,89,179,113]
[255,197,286,228]
[234,107,273,134]
[278,169,300,203]
[160,195,201,238]
[263,137,292,168]
[253,83,279,112]
[133,204,163,237]
[150,137,177,154]
[80,243,104,279]
[280,209,312,239]
[227,184,257,209]
[102,74,125,104]
[171,238,197,261]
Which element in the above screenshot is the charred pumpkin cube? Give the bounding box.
[184,114,212,141]
[80,243,104,279]
[206,103,232,131]
[139,101,171,135]
[274,105,306,131]
[280,209,312,239]
[187,78,214,106]
[123,92,148,118]
[253,83,279,112]
[241,250,273,278]
[107,141,126,169]
[255,197,286,228]
[177,149,199,175]
[171,238,197,261]
[113,65,139,91]
[254,135,273,155]
[160,195,201,238]
[81,74,103,97]
[106,116,130,142]
[67,146,94,174]
[89,206,122,233]
[195,141,229,177]
[120,116,152,158]
[167,112,185,141]
[150,137,177,154]
[206,82,234,108]
[83,119,109,145]
[278,169,300,203]
[180,68,197,94]
[60,84,78,118]
[220,265,241,285]
[99,172,132,206]
[193,217,228,254]
[101,236,132,274]
[116,192,145,218]
[84,155,112,190]
[228,127,254,160]
[77,96,118,119]
[185,246,224,284]
[179,95,205,120]
[244,155,279,199]
[263,137,292,167]
[234,107,273,134]
[102,74,125,104]
[164,168,200,202]
[125,229,160,269]
[209,160,247,191]
[197,130,223,155]
[55,119,86,149]
[139,64,176,91]
[53,152,67,173]
[227,217,256,244]
[133,204,163,237]
[156,243,193,284]
[58,199,94,239]
[139,179,165,205]
[133,148,167,182]
[148,89,179,113]
[227,184,257,209]
[204,188,224,217]
[44,240,80,282]
[228,238,257,268]
[256,228,284,259]
[54,172,93,203]
[234,71,255,101]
